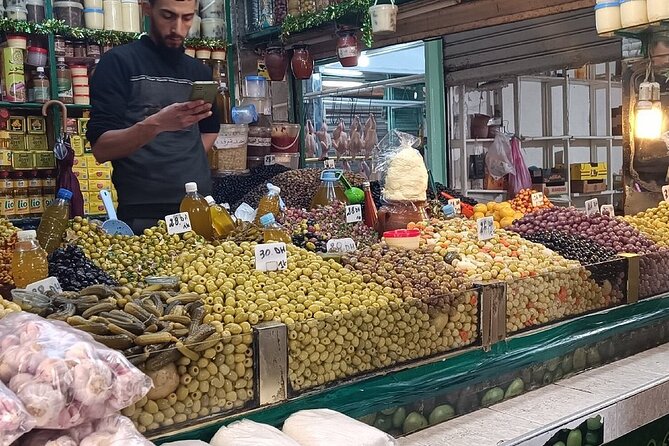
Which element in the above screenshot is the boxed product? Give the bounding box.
[9,133,26,151]
[65,118,78,135]
[26,134,47,152]
[71,135,85,156]
[78,117,89,136]
[0,149,10,167]
[88,168,111,179]
[88,178,112,192]
[79,179,89,192]
[8,116,25,133]
[11,151,32,169]
[72,167,88,180]
[27,116,46,134]
[32,151,56,169]
[571,179,607,193]
[73,156,87,168]
[570,162,607,181]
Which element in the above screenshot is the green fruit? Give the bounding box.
[403,412,428,434]
[380,407,397,416]
[428,405,455,425]
[543,372,554,385]
[547,358,561,372]
[586,415,602,431]
[374,415,393,432]
[505,378,525,399]
[392,407,407,429]
[553,442,566,446]
[585,432,599,444]
[481,387,504,407]
[358,413,376,425]
[567,429,583,446]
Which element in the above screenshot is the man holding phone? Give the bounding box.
[87,0,220,234]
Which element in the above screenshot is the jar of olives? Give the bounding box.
[315,0,329,11]
[287,0,299,15]
[274,0,287,24]
[299,0,316,15]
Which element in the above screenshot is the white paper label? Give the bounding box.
[326,238,357,253]
[585,198,599,216]
[346,204,362,223]
[165,212,192,235]
[663,185,669,202]
[255,242,288,272]
[248,136,271,146]
[214,134,247,149]
[324,159,335,169]
[448,198,461,214]
[477,216,495,241]
[531,192,544,207]
[337,46,358,59]
[264,154,275,166]
[26,277,62,294]
[600,204,615,217]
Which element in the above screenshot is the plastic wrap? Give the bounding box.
[0,379,35,446]
[508,137,531,196]
[20,414,153,445]
[210,419,300,446]
[373,130,427,202]
[485,132,514,179]
[282,409,397,446]
[0,312,152,429]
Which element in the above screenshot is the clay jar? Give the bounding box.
[265,45,289,81]
[291,45,313,80]
[336,30,359,67]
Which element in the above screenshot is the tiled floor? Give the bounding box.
[398,343,669,446]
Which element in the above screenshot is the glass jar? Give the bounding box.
[377,201,428,233]
[315,0,328,11]
[291,45,313,80]
[54,35,66,57]
[86,42,101,58]
[336,30,359,67]
[299,0,316,14]
[74,40,87,58]
[287,0,299,15]
[247,114,272,157]
[273,0,287,24]
[64,40,75,58]
[265,45,289,81]
[259,0,274,28]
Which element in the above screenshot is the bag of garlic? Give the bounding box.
[0,379,35,446]
[0,313,152,430]
[373,130,428,202]
[282,409,398,446]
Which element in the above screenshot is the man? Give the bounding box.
[87,0,220,234]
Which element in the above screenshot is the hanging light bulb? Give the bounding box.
[635,80,663,139]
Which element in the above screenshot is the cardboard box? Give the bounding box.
[546,184,568,195]
[570,162,608,181]
[88,201,106,215]
[72,167,88,180]
[84,137,92,153]
[65,118,78,135]
[11,151,33,169]
[0,149,10,167]
[73,156,87,168]
[78,118,89,137]
[8,116,25,134]
[79,180,89,192]
[531,166,567,185]
[571,179,607,194]
[9,133,25,151]
[26,134,47,152]
[88,179,112,192]
[27,116,46,134]
[33,151,55,169]
[70,135,84,156]
[88,168,111,180]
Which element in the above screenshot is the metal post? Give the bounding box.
[424,38,447,184]
[253,321,289,406]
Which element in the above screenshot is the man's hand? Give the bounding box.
[149,100,213,132]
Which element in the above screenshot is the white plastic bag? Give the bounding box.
[0,313,152,429]
[211,419,300,446]
[282,409,397,446]
[161,441,209,446]
[0,380,35,446]
[485,131,514,179]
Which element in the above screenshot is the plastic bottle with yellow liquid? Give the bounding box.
[259,213,292,244]
[11,230,48,288]
[180,182,213,240]
[37,188,72,254]
[254,183,282,225]
[205,195,235,237]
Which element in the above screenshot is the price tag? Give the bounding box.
[25,277,62,295]
[326,238,357,253]
[345,204,362,223]
[448,198,462,214]
[663,185,669,202]
[324,159,335,169]
[531,192,544,207]
[165,212,192,235]
[477,216,495,241]
[600,204,615,217]
[264,154,276,166]
[585,198,599,216]
[254,242,288,272]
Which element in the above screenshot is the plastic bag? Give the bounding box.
[508,137,532,196]
[211,419,300,446]
[0,380,35,446]
[20,414,153,446]
[373,130,427,202]
[0,313,152,429]
[282,409,397,446]
[485,131,514,179]
[161,441,210,446]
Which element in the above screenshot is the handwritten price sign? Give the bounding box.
[165,212,192,235]
[477,216,495,241]
[346,205,362,223]
[264,154,276,166]
[26,277,62,294]
[448,198,461,214]
[663,185,669,203]
[326,238,356,253]
[324,159,335,169]
[600,204,615,217]
[255,242,288,272]
[531,192,544,207]
[585,198,599,217]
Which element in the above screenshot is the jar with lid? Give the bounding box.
[287,0,299,15]
[259,0,274,28]
[376,201,428,233]
[54,36,66,56]
[247,113,271,157]
[299,0,316,14]
[310,170,347,209]
[74,40,87,58]
[620,0,648,28]
[265,45,289,81]
[27,170,43,217]
[0,170,15,218]
[86,42,101,58]
[273,0,287,24]
[64,40,75,58]
[336,30,359,67]
[315,0,328,11]
[12,171,29,217]
[245,0,260,32]
[291,45,313,80]
[42,170,56,208]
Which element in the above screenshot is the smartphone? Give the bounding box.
[190,81,219,103]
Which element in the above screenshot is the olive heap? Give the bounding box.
[170,240,471,393]
[212,164,290,207]
[282,202,378,252]
[0,218,17,291]
[414,219,611,332]
[0,295,20,318]
[624,201,669,247]
[49,245,118,291]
